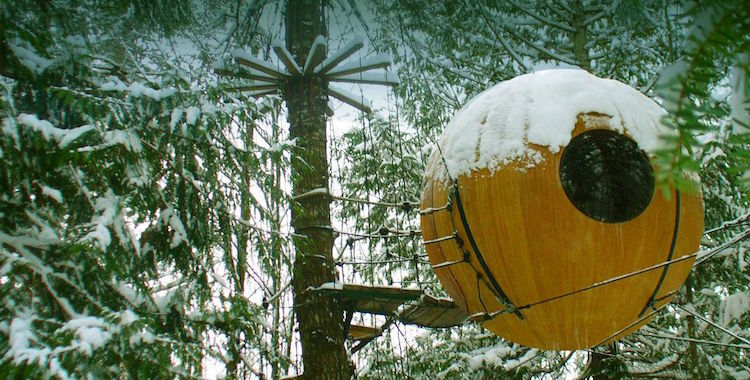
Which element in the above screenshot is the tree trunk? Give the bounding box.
[571,0,591,71]
[227,119,253,378]
[585,343,621,380]
[285,1,353,378]
[685,275,702,379]
[271,122,283,380]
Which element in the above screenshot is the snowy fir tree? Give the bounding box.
[1,1,297,378]
[1,0,749,379]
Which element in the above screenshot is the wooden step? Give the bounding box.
[348,324,381,341]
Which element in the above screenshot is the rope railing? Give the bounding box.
[293,188,419,210]
[332,194,419,210]
[337,256,430,266]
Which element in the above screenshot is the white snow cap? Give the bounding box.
[434,69,668,179]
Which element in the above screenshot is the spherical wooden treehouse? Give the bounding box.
[420,69,704,350]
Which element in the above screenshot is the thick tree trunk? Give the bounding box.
[285,1,353,378]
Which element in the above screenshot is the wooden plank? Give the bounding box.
[328,71,400,87]
[272,41,301,75]
[398,294,468,328]
[316,283,423,315]
[233,49,288,79]
[303,35,327,74]
[316,283,468,327]
[354,299,403,315]
[214,68,279,83]
[314,35,364,74]
[348,324,380,341]
[328,85,372,114]
[229,83,279,92]
[230,89,279,98]
[335,283,423,301]
[325,53,390,77]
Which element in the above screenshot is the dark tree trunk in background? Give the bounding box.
[285,0,353,378]
[571,0,591,71]
[685,276,702,380]
[585,343,622,380]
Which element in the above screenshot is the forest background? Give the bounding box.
[1,0,749,379]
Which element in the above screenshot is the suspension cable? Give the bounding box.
[634,332,750,350]
[674,304,750,345]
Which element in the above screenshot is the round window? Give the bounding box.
[559,129,654,223]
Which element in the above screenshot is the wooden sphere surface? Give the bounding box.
[420,72,703,350]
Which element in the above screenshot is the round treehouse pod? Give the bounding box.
[420,69,703,350]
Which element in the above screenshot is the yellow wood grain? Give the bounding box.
[420,114,704,350]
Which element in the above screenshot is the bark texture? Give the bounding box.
[571,0,591,71]
[285,1,353,378]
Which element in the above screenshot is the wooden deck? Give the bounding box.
[316,283,468,330]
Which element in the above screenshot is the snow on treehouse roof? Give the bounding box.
[434,69,668,179]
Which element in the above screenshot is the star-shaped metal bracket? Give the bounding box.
[215,35,399,114]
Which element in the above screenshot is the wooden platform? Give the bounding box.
[316,283,468,329]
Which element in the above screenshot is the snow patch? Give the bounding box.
[2,117,20,147]
[116,282,145,306]
[8,312,34,354]
[154,288,176,314]
[129,329,155,345]
[170,108,184,131]
[185,106,201,126]
[100,78,177,101]
[468,344,514,369]
[25,210,60,242]
[120,310,139,326]
[317,281,344,290]
[84,191,119,250]
[15,113,94,148]
[125,160,149,187]
[102,129,142,153]
[722,291,749,325]
[61,316,113,355]
[159,207,188,248]
[431,69,668,180]
[268,138,297,152]
[41,186,63,204]
[9,38,52,74]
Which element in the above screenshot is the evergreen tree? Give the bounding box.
[1,1,295,378]
[2,0,748,378]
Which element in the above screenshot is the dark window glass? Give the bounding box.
[559,129,654,223]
